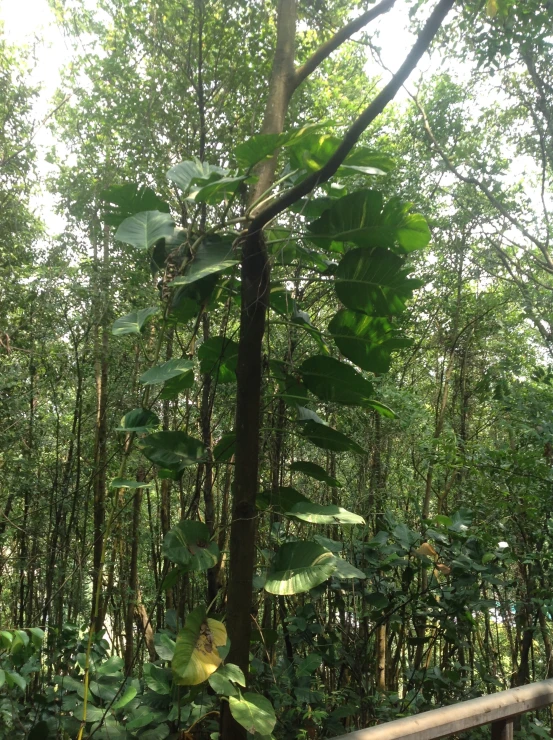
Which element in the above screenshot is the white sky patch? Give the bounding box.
[1,0,72,234]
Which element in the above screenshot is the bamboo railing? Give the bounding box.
[333,679,553,740]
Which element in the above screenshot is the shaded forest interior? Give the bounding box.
[3,0,553,738]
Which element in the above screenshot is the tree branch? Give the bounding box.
[249,0,456,235]
[293,0,397,90]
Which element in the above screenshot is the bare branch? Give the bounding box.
[249,0,456,235]
[294,0,397,90]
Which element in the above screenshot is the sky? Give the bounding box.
[1,0,73,234]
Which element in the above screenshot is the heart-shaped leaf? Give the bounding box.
[265,541,337,595]
[115,211,175,250]
[112,307,159,336]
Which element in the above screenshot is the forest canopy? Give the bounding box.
[2,1,553,739]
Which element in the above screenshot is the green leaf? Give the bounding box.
[300,355,374,406]
[0,669,4,689]
[233,123,326,168]
[162,520,219,571]
[139,725,170,740]
[167,158,227,193]
[297,653,322,676]
[28,627,45,648]
[331,557,367,579]
[144,664,172,695]
[115,211,175,250]
[208,672,238,696]
[172,607,227,685]
[290,460,341,488]
[170,241,238,286]
[154,633,176,661]
[328,310,412,373]
[73,704,104,722]
[112,307,159,336]
[213,432,236,462]
[97,656,124,675]
[117,408,160,433]
[313,534,343,553]
[299,416,365,455]
[90,679,118,702]
[257,486,309,514]
[265,541,337,595]
[6,671,27,691]
[141,431,206,473]
[101,183,170,228]
[218,663,246,687]
[198,336,239,383]
[365,593,390,610]
[307,190,430,252]
[338,148,395,177]
[140,358,194,385]
[365,400,396,418]
[125,707,161,731]
[286,501,365,525]
[229,693,276,736]
[109,478,152,489]
[159,371,194,399]
[191,175,249,204]
[113,684,137,709]
[11,630,29,651]
[335,248,422,316]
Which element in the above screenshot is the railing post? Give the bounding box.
[491,718,514,740]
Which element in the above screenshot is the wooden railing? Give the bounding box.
[333,679,553,740]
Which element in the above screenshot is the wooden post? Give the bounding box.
[491,718,513,740]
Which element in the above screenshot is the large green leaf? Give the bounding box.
[338,148,396,177]
[172,607,227,685]
[170,241,238,286]
[190,175,249,204]
[332,557,367,579]
[101,183,170,227]
[229,693,276,736]
[166,158,227,193]
[115,211,175,250]
[257,486,309,514]
[162,520,219,571]
[335,248,422,316]
[144,664,172,695]
[233,122,326,168]
[140,431,206,472]
[265,541,337,595]
[159,371,194,399]
[286,501,365,525]
[117,408,160,433]
[112,307,158,336]
[297,411,365,455]
[299,355,374,406]
[73,704,104,722]
[198,336,239,383]
[290,460,341,488]
[307,190,430,252]
[140,358,194,385]
[113,685,137,709]
[328,310,411,373]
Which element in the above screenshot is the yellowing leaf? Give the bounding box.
[435,563,451,576]
[487,0,498,17]
[172,607,227,685]
[416,542,438,559]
